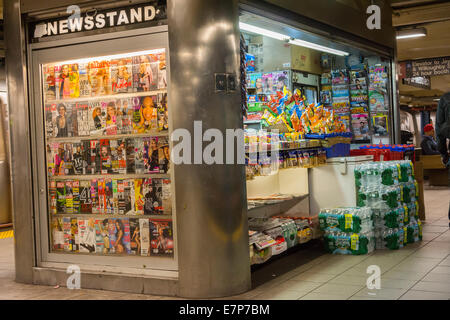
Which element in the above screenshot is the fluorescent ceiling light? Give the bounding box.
[240,22,349,56]
[239,22,290,41]
[289,39,349,56]
[396,28,427,39]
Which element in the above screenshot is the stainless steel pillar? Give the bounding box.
[168,0,251,298]
[4,0,36,282]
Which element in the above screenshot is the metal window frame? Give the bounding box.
[28,25,179,274]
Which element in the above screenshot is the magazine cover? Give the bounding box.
[117,180,125,215]
[162,179,172,214]
[43,65,57,101]
[69,63,80,99]
[49,180,57,215]
[119,98,133,134]
[78,218,96,253]
[99,139,112,174]
[91,179,99,214]
[72,142,87,175]
[118,180,134,214]
[134,138,146,174]
[272,71,290,92]
[88,101,105,135]
[78,63,91,98]
[58,64,72,100]
[369,89,388,113]
[63,217,72,252]
[88,60,111,96]
[65,181,73,214]
[372,114,389,136]
[105,179,113,214]
[125,138,136,174]
[143,178,157,215]
[157,53,167,89]
[112,179,119,215]
[157,93,168,132]
[113,218,131,254]
[134,178,145,215]
[47,142,59,177]
[139,218,150,256]
[129,218,140,255]
[108,218,118,254]
[247,72,262,90]
[53,103,73,138]
[149,219,174,257]
[110,139,127,174]
[94,219,109,254]
[111,58,133,93]
[89,140,100,174]
[98,179,106,215]
[262,72,275,94]
[132,95,158,133]
[72,180,80,213]
[56,181,66,213]
[71,218,79,252]
[331,69,349,85]
[45,103,58,138]
[351,114,370,141]
[105,100,118,135]
[133,55,158,92]
[158,136,170,174]
[140,137,160,173]
[63,143,74,175]
[79,180,92,214]
[76,102,90,136]
[51,217,64,251]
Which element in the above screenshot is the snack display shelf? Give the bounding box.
[49,173,170,180]
[247,193,309,218]
[45,89,167,104]
[52,213,172,219]
[47,132,169,143]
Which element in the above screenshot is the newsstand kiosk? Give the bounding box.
[5,0,397,298]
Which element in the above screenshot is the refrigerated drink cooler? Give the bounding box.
[308,155,374,215]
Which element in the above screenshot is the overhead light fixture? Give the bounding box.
[239,22,290,41]
[289,39,349,56]
[239,22,349,56]
[396,28,427,40]
[433,98,440,101]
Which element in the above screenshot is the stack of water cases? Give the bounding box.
[318,207,375,255]
[355,161,422,250]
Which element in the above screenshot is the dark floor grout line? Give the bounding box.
[396,250,449,300]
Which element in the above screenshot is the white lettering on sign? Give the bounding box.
[144,6,156,21]
[106,11,118,27]
[47,22,58,36]
[34,5,160,38]
[59,19,69,34]
[130,8,142,23]
[68,17,83,32]
[84,16,94,30]
[95,13,106,28]
[117,10,129,25]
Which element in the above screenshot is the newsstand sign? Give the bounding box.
[32,4,166,39]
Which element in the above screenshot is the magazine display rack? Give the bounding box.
[32,35,177,272]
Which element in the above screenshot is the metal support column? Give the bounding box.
[168,0,251,298]
[4,0,36,283]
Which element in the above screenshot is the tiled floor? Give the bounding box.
[0,188,448,300]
